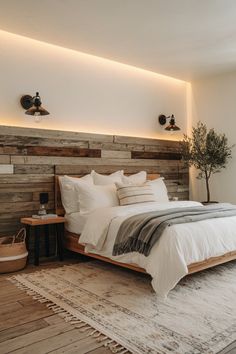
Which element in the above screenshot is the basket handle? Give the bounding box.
[15,228,26,243]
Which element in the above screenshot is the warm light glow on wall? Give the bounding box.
[0,29,186,85]
[0,29,188,141]
[186,82,193,135]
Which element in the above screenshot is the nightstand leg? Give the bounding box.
[56,224,64,261]
[25,225,30,264]
[34,226,40,266]
[44,225,50,257]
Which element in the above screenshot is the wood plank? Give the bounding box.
[0,165,13,174]
[0,135,89,148]
[0,147,27,155]
[26,147,101,158]
[0,322,74,353]
[0,319,48,343]
[50,335,103,354]
[21,216,65,226]
[0,292,32,307]
[0,156,10,164]
[0,175,54,184]
[89,142,127,151]
[0,278,16,286]
[0,302,23,316]
[0,192,32,203]
[0,201,54,213]
[0,303,53,331]
[145,144,180,152]
[0,183,54,193]
[10,328,88,354]
[114,134,180,146]
[18,297,38,307]
[90,142,146,152]
[0,210,40,221]
[132,151,181,160]
[126,144,145,151]
[14,165,54,174]
[0,126,113,143]
[11,156,185,167]
[0,284,28,297]
[44,315,64,326]
[101,150,131,159]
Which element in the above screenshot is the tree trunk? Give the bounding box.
[205,176,210,203]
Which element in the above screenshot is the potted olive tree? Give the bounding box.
[180,121,234,204]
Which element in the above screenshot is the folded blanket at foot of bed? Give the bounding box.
[112,204,236,257]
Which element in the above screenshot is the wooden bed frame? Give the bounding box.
[55,175,236,275]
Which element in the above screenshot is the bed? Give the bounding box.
[55,174,236,297]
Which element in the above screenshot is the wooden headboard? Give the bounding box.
[55,173,160,216]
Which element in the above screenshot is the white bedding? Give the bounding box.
[79,201,236,297]
[65,212,89,234]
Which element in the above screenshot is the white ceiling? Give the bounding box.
[0,0,236,81]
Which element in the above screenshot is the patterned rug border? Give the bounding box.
[9,271,131,354]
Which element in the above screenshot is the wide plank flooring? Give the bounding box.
[0,260,112,354]
[0,260,235,354]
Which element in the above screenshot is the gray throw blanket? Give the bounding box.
[112,204,236,257]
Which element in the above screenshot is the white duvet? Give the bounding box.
[79,201,236,297]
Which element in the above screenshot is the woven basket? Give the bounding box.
[0,228,28,274]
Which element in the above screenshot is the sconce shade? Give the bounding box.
[165,115,180,131]
[25,105,50,116]
[21,92,50,116]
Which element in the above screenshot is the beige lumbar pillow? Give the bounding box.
[115,181,155,206]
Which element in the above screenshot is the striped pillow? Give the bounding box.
[115,182,155,206]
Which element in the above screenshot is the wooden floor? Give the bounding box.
[0,259,235,354]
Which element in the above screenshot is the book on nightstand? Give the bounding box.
[32,214,58,220]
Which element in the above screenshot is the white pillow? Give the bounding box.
[74,183,119,213]
[59,175,93,214]
[121,171,147,185]
[91,170,123,185]
[149,177,169,203]
[116,181,155,206]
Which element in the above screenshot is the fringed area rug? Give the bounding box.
[10,261,236,354]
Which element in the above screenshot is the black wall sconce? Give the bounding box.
[158,114,180,131]
[20,92,50,122]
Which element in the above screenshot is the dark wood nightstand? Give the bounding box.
[21,216,66,266]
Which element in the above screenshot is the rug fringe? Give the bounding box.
[8,275,131,354]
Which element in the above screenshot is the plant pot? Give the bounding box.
[201,201,219,206]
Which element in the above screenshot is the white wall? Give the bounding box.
[0,30,187,140]
[191,71,236,203]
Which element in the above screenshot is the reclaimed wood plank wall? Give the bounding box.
[0,125,189,238]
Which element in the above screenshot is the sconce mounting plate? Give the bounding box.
[158,114,167,125]
[20,95,33,110]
